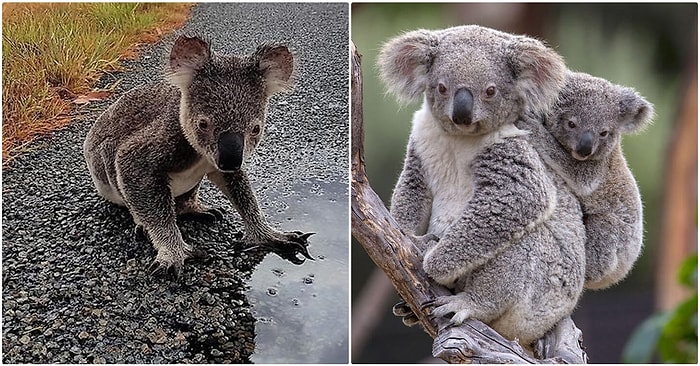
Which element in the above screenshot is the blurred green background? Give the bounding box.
[351,3,697,363]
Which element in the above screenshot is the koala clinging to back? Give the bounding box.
[518,71,654,290]
[378,25,587,347]
[84,35,312,279]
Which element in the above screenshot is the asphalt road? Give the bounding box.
[2,3,349,363]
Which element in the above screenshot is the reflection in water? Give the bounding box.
[248,180,349,363]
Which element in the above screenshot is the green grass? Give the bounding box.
[2,3,192,163]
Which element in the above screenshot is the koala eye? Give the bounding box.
[568,120,577,129]
[437,83,448,95]
[251,125,261,136]
[197,118,210,131]
[600,130,609,137]
[485,85,497,98]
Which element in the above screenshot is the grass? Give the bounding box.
[2,3,193,163]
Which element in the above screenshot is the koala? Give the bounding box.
[84,35,313,279]
[517,71,654,290]
[378,25,587,347]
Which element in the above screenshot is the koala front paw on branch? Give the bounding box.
[84,35,313,280]
[378,25,588,350]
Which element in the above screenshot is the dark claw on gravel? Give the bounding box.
[133,225,147,241]
[148,261,182,281]
[211,207,226,220]
[179,208,224,223]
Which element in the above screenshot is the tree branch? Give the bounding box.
[350,41,588,364]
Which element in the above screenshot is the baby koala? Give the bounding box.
[518,71,654,289]
[84,35,312,279]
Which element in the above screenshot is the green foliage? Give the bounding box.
[623,254,698,363]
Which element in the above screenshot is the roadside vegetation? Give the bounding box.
[2,3,192,163]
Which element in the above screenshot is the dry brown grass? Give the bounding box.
[2,3,193,164]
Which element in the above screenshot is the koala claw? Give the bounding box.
[392,300,413,316]
[420,298,438,310]
[147,246,198,280]
[392,300,422,327]
[148,259,183,281]
[432,295,472,325]
[133,225,147,241]
[244,231,315,265]
[179,207,225,223]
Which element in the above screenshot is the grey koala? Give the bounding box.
[517,71,654,290]
[84,35,312,279]
[378,25,587,347]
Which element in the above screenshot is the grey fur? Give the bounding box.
[517,71,654,290]
[378,25,586,347]
[84,35,308,278]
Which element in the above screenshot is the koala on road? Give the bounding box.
[517,71,654,290]
[378,25,587,346]
[84,35,313,279]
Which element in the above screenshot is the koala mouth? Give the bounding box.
[571,151,590,161]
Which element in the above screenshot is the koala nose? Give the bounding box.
[574,131,595,158]
[452,88,473,125]
[218,131,244,172]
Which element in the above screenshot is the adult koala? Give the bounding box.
[378,25,587,347]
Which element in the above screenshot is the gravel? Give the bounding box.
[2,3,348,363]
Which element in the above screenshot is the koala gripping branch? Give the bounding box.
[350,42,588,364]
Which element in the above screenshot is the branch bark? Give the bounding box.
[350,41,588,364]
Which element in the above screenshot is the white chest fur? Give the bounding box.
[410,103,527,236]
[168,158,216,198]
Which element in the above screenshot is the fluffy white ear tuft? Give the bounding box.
[377,30,439,104]
[256,44,295,96]
[618,87,655,134]
[167,35,211,89]
[507,37,567,115]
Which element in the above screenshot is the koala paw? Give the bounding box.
[148,245,205,280]
[244,230,315,265]
[410,233,440,254]
[432,294,472,325]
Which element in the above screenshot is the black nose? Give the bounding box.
[575,131,594,157]
[452,88,473,125]
[218,131,244,172]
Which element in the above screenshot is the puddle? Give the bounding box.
[248,179,348,363]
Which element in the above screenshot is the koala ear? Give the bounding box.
[167,35,211,89]
[255,44,295,96]
[377,30,439,103]
[506,37,566,115]
[618,87,654,134]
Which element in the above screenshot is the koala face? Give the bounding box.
[184,60,267,171]
[378,25,566,136]
[167,36,294,171]
[545,72,654,161]
[426,45,522,135]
